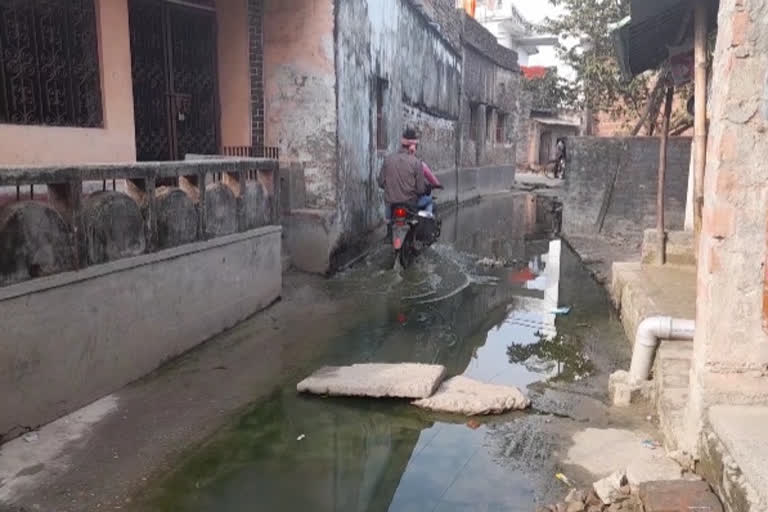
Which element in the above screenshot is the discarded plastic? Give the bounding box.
[641,439,661,450]
[466,419,481,430]
[296,434,306,441]
[552,306,572,315]
[22,432,38,443]
[556,473,574,487]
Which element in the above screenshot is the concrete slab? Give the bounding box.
[296,363,447,399]
[412,376,530,416]
[706,406,768,511]
[566,428,683,482]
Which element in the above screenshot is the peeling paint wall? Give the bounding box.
[460,36,521,169]
[263,0,337,209]
[335,0,463,237]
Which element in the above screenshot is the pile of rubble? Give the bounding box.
[537,474,638,512]
[538,477,724,512]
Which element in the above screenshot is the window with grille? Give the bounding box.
[496,112,507,143]
[376,77,388,150]
[0,0,103,127]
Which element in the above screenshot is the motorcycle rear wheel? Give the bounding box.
[399,232,416,269]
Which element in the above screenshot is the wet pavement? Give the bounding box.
[0,193,653,512]
[137,194,639,512]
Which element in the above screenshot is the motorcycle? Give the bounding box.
[390,201,441,269]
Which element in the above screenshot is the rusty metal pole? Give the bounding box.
[657,85,675,265]
[693,1,708,252]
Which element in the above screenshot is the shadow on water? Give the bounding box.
[144,194,629,512]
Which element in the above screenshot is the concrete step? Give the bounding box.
[611,262,697,347]
[654,341,693,452]
[700,405,768,512]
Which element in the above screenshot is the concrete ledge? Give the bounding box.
[641,229,695,266]
[700,406,768,512]
[0,226,282,441]
[611,262,696,345]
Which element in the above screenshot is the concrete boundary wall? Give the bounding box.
[433,165,515,208]
[0,226,281,441]
[563,137,691,236]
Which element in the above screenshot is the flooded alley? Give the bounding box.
[115,193,651,512]
[1,0,763,509]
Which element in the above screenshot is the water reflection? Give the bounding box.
[144,195,624,512]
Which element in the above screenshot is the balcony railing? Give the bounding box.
[0,157,279,287]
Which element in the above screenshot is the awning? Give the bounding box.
[531,117,581,128]
[613,0,718,78]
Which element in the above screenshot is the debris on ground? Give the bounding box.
[296,434,306,441]
[552,306,572,315]
[608,370,652,407]
[476,257,506,268]
[540,481,637,512]
[22,432,38,443]
[297,363,446,399]
[641,440,662,450]
[466,419,482,430]
[541,477,721,512]
[593,470,628,505]
[412,376,530,415]
[666,449,695,471]
[555,473,574,487]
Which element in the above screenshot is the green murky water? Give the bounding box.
[143,195,629,512]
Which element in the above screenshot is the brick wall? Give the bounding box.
[248,0,264,154]
[563,137,692,236]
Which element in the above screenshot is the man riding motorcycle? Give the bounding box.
[378,128,441,266]
[378,128,433,217]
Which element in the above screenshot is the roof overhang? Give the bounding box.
[531,117,581,127]
[613,0,718,78]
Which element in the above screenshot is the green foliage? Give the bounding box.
[523,68,577,112]
[541,0,651,122]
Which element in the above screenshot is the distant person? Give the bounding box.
[555,138,567,179]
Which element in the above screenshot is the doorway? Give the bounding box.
[129,0,220,161]
[539,130,552,165]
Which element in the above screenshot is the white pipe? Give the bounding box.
[629,317,695,383]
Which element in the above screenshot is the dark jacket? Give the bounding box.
[377,149,426,204]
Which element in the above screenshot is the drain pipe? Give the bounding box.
[629,317,695,383]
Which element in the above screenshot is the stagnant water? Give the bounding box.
[143,194,630,512]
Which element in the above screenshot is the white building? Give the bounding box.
[475,0,558,67]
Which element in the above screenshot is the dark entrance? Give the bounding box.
[539,130,552,165]
[128,0,219,161]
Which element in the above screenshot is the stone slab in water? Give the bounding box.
[297,363,447,399]
[412,376,530,416]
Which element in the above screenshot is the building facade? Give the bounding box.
[0,0,259,165]
[0,0,523,273]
